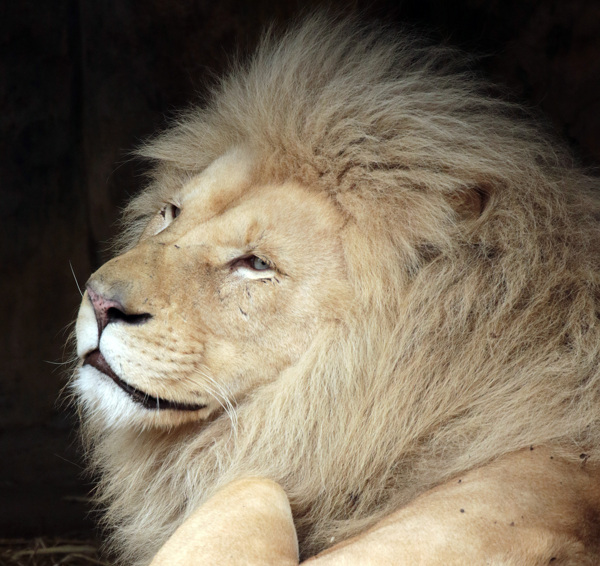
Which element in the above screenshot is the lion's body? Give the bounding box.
[74,15,600,565]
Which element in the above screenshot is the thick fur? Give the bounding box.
[77,14,600,566]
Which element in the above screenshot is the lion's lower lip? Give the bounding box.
[83,350,207,412]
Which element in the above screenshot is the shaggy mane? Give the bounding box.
[82,14,600,566]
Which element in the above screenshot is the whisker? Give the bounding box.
[208,377,238,431]
[196,370,239,439]
[69,260,84,297]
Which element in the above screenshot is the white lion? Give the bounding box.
[74,14,600,565]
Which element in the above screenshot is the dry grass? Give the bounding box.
[0,538,108,566]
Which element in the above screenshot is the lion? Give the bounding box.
[73,14,600,566]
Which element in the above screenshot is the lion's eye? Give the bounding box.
[250,256,271,271]
[230,255,275,277]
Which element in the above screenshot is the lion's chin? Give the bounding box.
[75,359,213,430]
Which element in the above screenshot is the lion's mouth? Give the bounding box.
[83,350,207,412]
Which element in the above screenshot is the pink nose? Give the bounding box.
[87,286,127,334]
[86,285,151,335]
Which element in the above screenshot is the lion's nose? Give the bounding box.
[87,285,152,335]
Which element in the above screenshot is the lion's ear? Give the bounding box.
[449,185,491,220]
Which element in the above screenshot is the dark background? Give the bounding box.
[2,0,599,540]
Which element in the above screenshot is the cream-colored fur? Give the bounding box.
[150,450,600,565]
[73,14,600,565]
[149,478,299,566]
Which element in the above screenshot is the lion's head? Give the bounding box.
[73,14,600,566]
[76,150,350,430]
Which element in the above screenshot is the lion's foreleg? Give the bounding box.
[149,478,299,566]
[150,447,600,565]
[307,446,600,565]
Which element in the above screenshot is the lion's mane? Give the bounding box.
[81,14,600,566]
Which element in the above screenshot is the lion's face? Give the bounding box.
[75,150,350,428]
